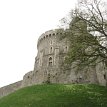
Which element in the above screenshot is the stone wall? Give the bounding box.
[96,62,107,86]
[22,29,70,86]
[22,29,107,87]
[0,81,22,98]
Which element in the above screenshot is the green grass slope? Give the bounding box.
[0,84,107,107]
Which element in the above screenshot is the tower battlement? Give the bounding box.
[37,29,64,48]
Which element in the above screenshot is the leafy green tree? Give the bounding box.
[61,0,107,70]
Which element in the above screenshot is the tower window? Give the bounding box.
[104,74,106,80]
[50,47,53,53]
[49,57,52,66]
[53,33,55,36]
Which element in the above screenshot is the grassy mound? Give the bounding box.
[0,84,107,107]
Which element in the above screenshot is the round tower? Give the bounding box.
[22,28,105,87]
[33,29,69,83]
[22,29,69,86]
[34,29,68,70]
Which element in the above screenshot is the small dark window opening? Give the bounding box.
[49,57,52,66]
[50,47,52,53]
[104,74,106,80]
[53,33,55,36]
[65,46,67,51]
[49,34,51,36]
[49,57,52,60]
[28,76,30,78]
[49,62,52,66]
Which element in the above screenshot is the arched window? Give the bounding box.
[49,57,52,66]
[49,34,51,37]
[53,33,55,36]
[50,47,53,53]
[104,74,106,80]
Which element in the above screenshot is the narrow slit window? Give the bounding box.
[49,57,52,66]
[104,74,106,80]
[50,47,52,53]
[49,34,51,36]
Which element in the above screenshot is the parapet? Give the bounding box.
[0,80,22,98]
[37,29,64,48]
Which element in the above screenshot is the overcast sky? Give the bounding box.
[0,0,77,87]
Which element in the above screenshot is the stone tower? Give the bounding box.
[22,29,70,86]
[21,17,107,87]
[22,28,107,87]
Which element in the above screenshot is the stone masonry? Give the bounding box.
[22,29,107,87]
[0,19,107,98]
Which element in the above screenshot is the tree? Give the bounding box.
[61,0,107,70]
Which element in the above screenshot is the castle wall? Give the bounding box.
[0,81,22,98]
[0,28,106,98]
[96,62,107,86]
[22,29,106,87]
[22,29,70,86]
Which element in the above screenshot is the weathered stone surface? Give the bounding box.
[22,29,107,87]
[0,81,22,98]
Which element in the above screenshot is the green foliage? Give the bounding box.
[60,0,107,69]
[61,19,107,70]
[0,84,107,107]
[61,18,101,70]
